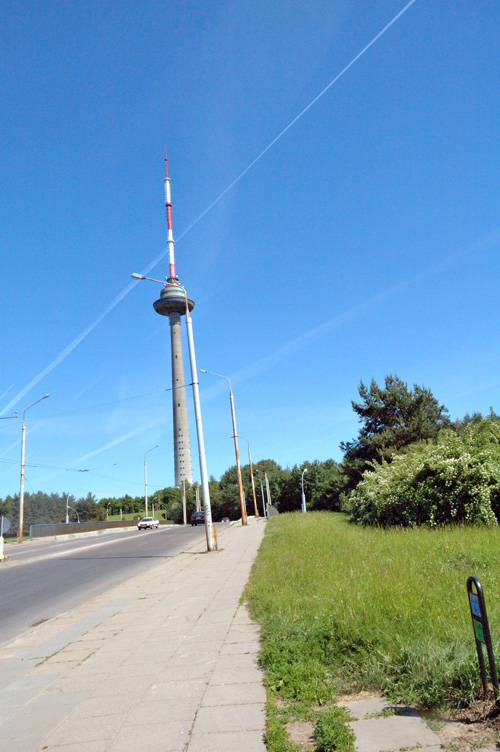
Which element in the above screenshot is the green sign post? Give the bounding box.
[467,576,499,707]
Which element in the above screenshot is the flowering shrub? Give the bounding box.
[350,420,500,526]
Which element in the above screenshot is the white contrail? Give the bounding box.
[2,1,418,414]
[173,0,419,242]
[0,385,14,406]
[1,420,43,455]
[72,418,161,465]
[1,281,136,415]
[208,227,500,391]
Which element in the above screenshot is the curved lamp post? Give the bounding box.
[68,505,80,523]
[144,444,159,517]
[66,493,73,524]
[19,394,49,542]
[200,370,247,525]
[258,479,266,517]
[301,468,308,513]
[255,468,271,517]
[237,436,258,518]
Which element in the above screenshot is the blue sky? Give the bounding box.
[2,1,500,502]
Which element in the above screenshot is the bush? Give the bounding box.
[350,420,500,527]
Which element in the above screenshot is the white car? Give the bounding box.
[137,517,159,530]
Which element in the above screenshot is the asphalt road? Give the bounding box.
[0,525,210,646]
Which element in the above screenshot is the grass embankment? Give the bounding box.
[245,512,500,751]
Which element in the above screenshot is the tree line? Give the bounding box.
[2,374,498,532]
[0,492,100,536]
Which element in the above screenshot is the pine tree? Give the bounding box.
[340,375,450,493]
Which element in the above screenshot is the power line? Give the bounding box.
[0,457,89,472]
[25,383,194,422]
[0,457,164,491]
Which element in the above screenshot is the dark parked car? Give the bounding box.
[190,511,205,526]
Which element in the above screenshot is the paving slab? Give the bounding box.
[70,694,137,719]
[143,679,206,702]
[126,697,202,724]
[348,714,440,752]
[0,672,59,712]
[186,729,266,752]
[106,721,190,752]
[38,739,109,752]
[339,696,393,719]
[193,703,266,734]
[0,690,89,751]
[21,599,135,661]
[220,639,261,655]
[210,663,264,685]
[201,681,266,707]
[43,712,129,746]
[89,674,154,697]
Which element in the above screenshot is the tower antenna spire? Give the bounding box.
[164,150,176,280]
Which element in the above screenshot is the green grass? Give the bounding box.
[314,707,356,752]
[245,512,500,751]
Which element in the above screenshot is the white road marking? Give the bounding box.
[13,527,175,564]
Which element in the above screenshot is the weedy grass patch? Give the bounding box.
[245,512,500,751]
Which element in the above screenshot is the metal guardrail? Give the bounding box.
[29,520,138,537]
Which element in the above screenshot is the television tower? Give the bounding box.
[153,155,194,486]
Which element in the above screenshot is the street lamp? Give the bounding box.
[200,370,247,525]
[237,436,259,518]
[19,394,49,542]
[131,273,165,283]
[68,505,80,523]
[258,479,266,517]
[0,412,18,420]
[195,484,201,512]
[255,468,271,517]
[144,444,159,517]
[265,473,272,513]
[301,468,308,513]
[66,493,72,524]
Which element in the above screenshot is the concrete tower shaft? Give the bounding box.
[169,311,193,486]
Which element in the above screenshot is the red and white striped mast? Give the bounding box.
[164,151,177,281]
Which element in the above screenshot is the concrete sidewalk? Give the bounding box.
[0,519,267,752]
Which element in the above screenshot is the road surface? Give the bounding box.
[0,524,213,645]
